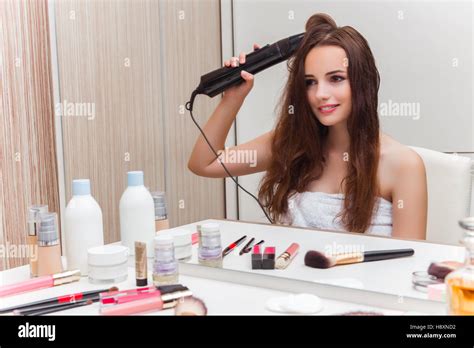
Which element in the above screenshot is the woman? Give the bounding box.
[188,13,427,240]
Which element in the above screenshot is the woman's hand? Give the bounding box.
[222,43,261,102]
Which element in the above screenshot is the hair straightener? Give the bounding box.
[186,33,305,223]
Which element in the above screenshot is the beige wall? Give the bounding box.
[54,0,224,245]
[0,0,61,270]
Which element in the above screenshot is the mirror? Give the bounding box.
[52,0,472,307]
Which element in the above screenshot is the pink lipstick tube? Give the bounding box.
[275,243,300,269]
[0,270,81,298]
[101,294,164,315]
[100,287,193,315]
[99,286,159,306]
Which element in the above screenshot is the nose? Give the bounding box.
[314,83,330,101]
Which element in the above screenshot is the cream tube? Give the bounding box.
[135,242,148,286]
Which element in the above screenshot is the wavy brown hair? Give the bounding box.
[258,13,381,233]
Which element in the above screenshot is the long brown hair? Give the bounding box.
[258,13,381,233]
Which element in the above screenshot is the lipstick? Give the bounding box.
[275,243,300,269]
[252,245,263,269]
[100,285,192,315]
[0,270,81,298]
[262,247,276,269]
[100,284,189,306]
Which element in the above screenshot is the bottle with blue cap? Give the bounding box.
[119,171,155,256]
[64,179,104,274]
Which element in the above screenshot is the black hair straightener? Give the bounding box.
[186,33,305,223]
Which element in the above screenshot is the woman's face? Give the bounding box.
[304,45,352,127]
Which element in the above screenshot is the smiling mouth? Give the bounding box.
[318,104,340,113]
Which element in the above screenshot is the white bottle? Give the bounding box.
[64,179,104,274]
[120,171,155,256]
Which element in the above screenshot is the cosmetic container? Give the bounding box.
[412,271,441,292]
[151,191,170,233]
[27,204,48,277]
[120,171,155,256]
[446,217,474,315]
[153,235,179,285]
[87,245,129,284]
[161,229,192,262]
[262,247,276,269]
[37,212,62,276]
[135,242,148,286]
[171,229,192,261]
[198,223,223,268]
[64,179,104,274]
[252,245,263,269]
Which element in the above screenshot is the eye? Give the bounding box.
[305,79,317,87]
[331,75,345,82]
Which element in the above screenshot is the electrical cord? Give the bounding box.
[185,92,274,224]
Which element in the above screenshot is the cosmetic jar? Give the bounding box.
[198,223,223,268]
[87,245,129,284]
[153,235,179,285]
[412,271,442,292]
[168,229,192,262]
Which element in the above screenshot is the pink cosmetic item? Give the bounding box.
[252,245,262,269]
[101,286,192,315]
[262,247,276,269]
[0,270,81,298]
[100,286,159,306]
[191,232,199,245]
[275,243,300,269]
[428,283,447,301]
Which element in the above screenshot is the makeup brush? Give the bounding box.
[21,299,94,316]
[427,261,463,280]
[174,296,207,316]
[304,248,415,269]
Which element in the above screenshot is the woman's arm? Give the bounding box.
[188,44,273,178]
[390,149,428,240]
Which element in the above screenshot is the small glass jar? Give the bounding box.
[198,223,223,268]
[153,235,179,285]
[411,271,441,292]
[87,245,129,284]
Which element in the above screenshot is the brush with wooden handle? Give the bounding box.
[304,248,415,269]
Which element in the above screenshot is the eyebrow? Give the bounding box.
[304,70,346,78]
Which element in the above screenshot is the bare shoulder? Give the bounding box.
[380,134,426,175]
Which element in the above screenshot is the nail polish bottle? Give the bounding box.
[37,212,62,276]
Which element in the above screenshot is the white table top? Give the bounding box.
[1,218,456,315]
[0,265,409,315]
[162,219,460,313]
